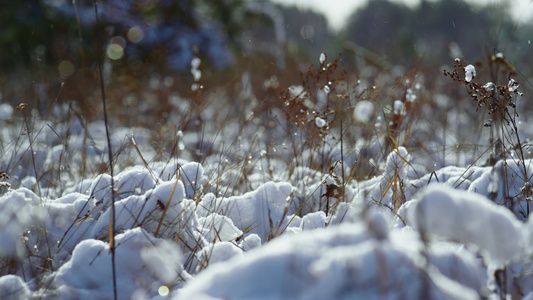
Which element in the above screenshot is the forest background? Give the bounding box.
[1,0,532,123]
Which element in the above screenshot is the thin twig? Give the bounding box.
[93,1,117,299]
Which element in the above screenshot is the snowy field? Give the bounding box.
[1,56,533,300]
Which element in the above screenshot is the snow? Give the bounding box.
[196,241,243,269]
[319,52,326,64]
[406,88,417,102]
[2,136,533,299]
[175,222,481,300]
[353,100,374,123]
[465,64,476,82]
[508,78,520,93]
[0,103,13,119]
[2,67,533,299]
[0,275,30,300]
[191,57,202,82]
[51,227,189,299]
[393,99,405,115]
[484,81,496,91]
[0,189,45,258]
[197,181,293,241]
[314,117,327,128]
[407,184,526,264]
[288,85,306,98]
[180,162,204,198]
[301,211,326,230]
[198,213,243,242]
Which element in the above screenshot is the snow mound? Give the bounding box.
[51,227,187,299]
[175,222,482,300]
[198,213,243,242]
[0,189,45,258]
[0,275,30,300]
[407,183,526,263]
[198,181,294,241]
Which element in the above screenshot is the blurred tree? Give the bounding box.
[343,0,519,68]
[0,0,77,70]
[345,0,414,63]
[48,0,244,71]
[276,5,332,62]
[0,0,261,73]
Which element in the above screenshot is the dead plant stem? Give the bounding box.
[93,1,117,299]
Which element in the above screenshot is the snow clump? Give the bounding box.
[319,52,326,64]
[353,100,374,123]
[465,64,476,82]
[314,117,327,128]
[407,183,526,264]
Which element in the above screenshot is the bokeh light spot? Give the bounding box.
[158,285,169,296]
[107,36,126,60]
[58,60,75,79]
[127,26,144,44]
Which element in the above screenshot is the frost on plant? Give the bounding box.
[319,52,326,64]
[406,88,416,102]
[191,57,202,82]
[464,64,476,82]
[508,78,521,95]
[315,117,327,128]
[393,100,405,115]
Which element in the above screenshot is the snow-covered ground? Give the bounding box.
[1,59,532,299]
